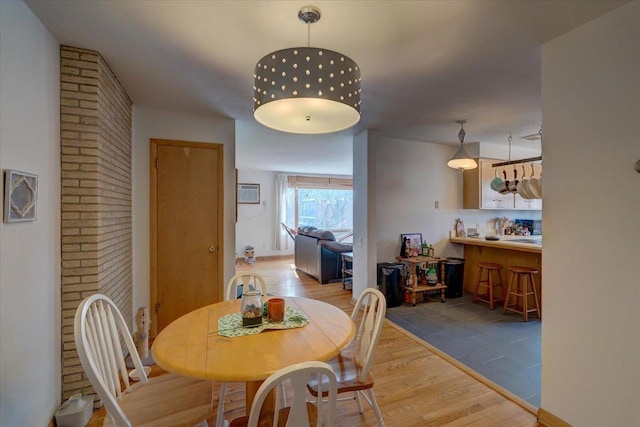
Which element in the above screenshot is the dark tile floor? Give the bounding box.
[385,291,541,407]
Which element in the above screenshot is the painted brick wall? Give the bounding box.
[60,45,132,400]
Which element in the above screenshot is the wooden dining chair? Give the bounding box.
[74,294,214,427]
[229,361,337,427]
[307,287,387,427]
[225,272,268,300]
[216,272,269,427]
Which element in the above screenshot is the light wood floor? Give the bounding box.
[87,256,542,426]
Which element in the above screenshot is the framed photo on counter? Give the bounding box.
[400,233,423,257]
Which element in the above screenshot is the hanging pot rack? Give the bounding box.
[492,128,543,167]
[492,156,542,167]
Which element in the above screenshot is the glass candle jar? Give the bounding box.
[241,290,263,327]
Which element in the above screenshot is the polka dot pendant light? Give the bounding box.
[253,6,361,134]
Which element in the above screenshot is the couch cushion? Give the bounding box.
[319,240,352,253]
[308,229,336,241]
[297,226,336,241]
[297,226,317,236]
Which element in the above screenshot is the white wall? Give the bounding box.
[0,1,61,425]
[236,169,295,258]
[132,106,236,313]
[234,120,354,261]
[369,133,541,263]
[351,130,545,300]
[352,130,374,299]
[541,2,640,425]
[236,120,352,175]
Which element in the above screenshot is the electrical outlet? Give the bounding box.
[434,200,439,209]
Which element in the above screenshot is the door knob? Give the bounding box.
[208,245,216,252]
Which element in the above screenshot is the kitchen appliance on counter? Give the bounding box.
[515,219,542,236]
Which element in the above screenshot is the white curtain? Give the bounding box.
[274,173,289,250]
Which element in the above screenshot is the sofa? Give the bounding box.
[294,226,353,284]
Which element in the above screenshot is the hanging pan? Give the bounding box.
[528,164,542,199]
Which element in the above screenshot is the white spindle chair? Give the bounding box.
[307,287,387,426]
[74,294,214,427]
[229,361,337,427]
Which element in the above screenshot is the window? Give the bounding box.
[287,176,353,233]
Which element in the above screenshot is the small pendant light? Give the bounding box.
[447,120,478,171]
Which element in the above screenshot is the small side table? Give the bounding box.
[396,256,447,306]
[341,252,353,290]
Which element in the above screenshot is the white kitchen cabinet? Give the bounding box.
[481,160,514,209]
[514,195,542,210]
[463,158,542,210]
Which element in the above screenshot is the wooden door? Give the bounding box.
[150,139,224,335]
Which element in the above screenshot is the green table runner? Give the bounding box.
[217,306,309,338]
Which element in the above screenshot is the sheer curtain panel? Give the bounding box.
[274,173,289,250]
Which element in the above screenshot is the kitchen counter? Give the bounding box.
[450,235,542,311]
[449,236,541,253]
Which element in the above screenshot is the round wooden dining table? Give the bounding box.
[151,296,355,415]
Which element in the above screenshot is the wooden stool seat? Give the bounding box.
[503,265,541,321]
[477,262,503,270]
[472,262,505,310]
[507,266,539,274]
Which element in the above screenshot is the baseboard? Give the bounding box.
[537,408,572,427]
[236,255,294,264]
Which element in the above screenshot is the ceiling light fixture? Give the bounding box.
[252,5,362,134]
[447,120,478,171]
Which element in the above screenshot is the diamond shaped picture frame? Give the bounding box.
[4,170,38,223]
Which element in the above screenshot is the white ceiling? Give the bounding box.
[25,0,625,173]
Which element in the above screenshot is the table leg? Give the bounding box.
[245,380,276,417]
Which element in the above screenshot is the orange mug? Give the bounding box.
[267,298,285,323]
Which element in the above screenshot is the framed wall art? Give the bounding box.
[4,169,38,223]
[237,183,260,204]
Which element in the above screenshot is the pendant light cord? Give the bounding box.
[539,127,543,159]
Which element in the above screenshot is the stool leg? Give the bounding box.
[489,269,504,310]
[487,271,495,310]
[529,273,541,319]
[520,273,527,322]
[496,269,506,302]
[503,272,515,315]
[472,268,483,304]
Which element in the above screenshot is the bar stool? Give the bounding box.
[503,266,541,321]
[472,262,505,310]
